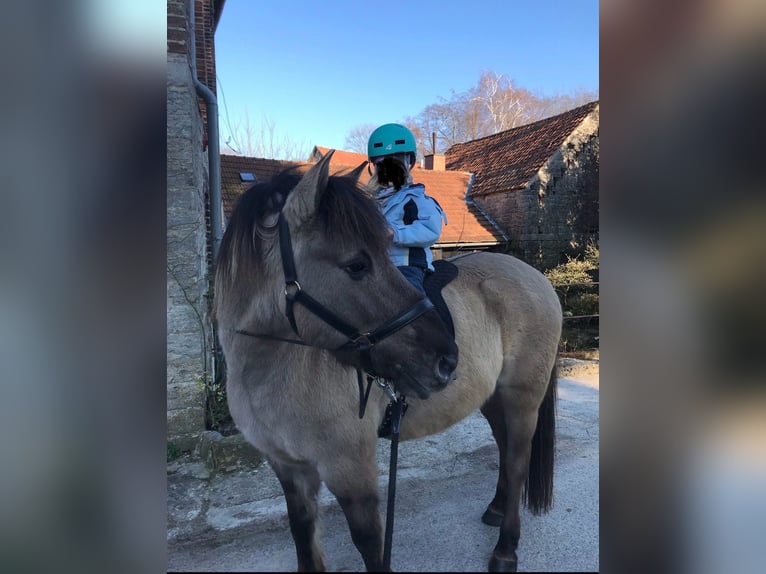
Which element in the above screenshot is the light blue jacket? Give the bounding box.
[375,182,447,271]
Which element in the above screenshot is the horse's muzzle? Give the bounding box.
[399,347,457,398]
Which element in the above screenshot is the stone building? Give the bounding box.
[446,102,599,270]
[167,0,226,452]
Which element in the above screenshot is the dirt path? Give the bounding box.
[558,357,599,389]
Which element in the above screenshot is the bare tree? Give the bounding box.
[221,108,311,160]
[405,97,467,157]
[534,88,600,119]
[469,72,541,131]
[405,72,546,155]
[344,124,378,154]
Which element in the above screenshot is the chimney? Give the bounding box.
[423,132,445,171]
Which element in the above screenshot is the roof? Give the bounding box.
[310,146,369,167]
[219,153,505,247]
[446,101,599,197]
[309,146,451,174]
[220,153,302,218]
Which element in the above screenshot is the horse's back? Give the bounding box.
[449,251,557,300]
[448,250,562,362]
[399,251,562,440]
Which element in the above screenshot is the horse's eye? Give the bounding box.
[342,258,369,280]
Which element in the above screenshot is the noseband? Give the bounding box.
[276,212,433,363]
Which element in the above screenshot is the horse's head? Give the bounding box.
[215,151,458,399]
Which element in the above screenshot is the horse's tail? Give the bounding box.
[523,361,557,515]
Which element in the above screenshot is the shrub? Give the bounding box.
[544,242,599,285]
[545,243,599,356]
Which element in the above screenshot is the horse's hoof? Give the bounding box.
[481,506,504,527]
[488,553,517,572]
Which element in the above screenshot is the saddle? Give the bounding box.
[423,259,459,339]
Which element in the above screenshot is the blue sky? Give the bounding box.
[215,0,599,155]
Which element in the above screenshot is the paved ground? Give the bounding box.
[167,360,599,572]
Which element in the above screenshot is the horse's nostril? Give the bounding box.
[436,354,458,383]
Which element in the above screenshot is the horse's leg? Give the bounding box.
[487,406,537,573]
[480,391,509,527]
[323,454,384,571]
[269,458,325,572]
[487,368,557,573]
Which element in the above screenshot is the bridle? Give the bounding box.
[236,210,434,377]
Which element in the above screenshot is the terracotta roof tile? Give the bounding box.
[220,153,504,247]
[311,146,369,167]
[220,153,302,218]
[446,101,599,197]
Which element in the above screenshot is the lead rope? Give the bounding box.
[355,372,404,572]
[382,393,404,572]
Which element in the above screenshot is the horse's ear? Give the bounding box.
[283,150,335,227]
[345,160,373,197]
[348,161,368,182]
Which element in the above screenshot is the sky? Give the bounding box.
[214,0,599,156]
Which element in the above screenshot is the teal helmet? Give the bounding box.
[367,123,417,160]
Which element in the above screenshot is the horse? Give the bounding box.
[213,151,562,572]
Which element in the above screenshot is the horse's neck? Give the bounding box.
[225,281,295,337]
[242,343,358,401]
[251,343,313,378]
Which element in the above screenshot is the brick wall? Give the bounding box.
[194,0,217,97]
[167,0,189,55]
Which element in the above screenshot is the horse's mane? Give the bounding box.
[216,166,390,293]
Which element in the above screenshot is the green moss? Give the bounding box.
[167,441,180,462]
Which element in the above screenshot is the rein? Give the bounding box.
[234,210,427,572]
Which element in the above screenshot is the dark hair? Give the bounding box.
[374,154,414,190]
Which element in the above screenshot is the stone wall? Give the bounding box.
[474,109,599,270]
[167,46,209,452]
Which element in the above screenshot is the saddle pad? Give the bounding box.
[424,259,459,339]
